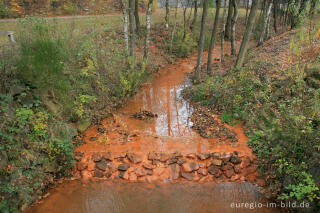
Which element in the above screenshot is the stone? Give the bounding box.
[181,172,195,181]
[221,163,233,171]
[142,162,155,170]
[234,165,241,174]
[230,155,242,165]
[105,169,113,178]
[169,164,181,180]
[172,152,183,158]
[199,163,206,168]
[97,127,106,133]
[224,169,235,178]
[153,167,166,176]
[119,171,129,180]
[208,164,221,177]
[168,157,178,164]
[102,152,113,161]
[145,169,153,175]
[74,152,84,161]
[211,152,221,159]
[212,159,222,166]
[129,173,138,181]
[77,161,87,171]
[135,167,148,177]
[159,153,170,162]
[177,159,186,166]
[127,153,143,164]
[240,156,251,168]
[186,153,196,159]
[182,162,199,172]
[89,137,98,141]
[118,163,130,171]
[107,162,117,172]
[231,175,240,181]
[197,153,210,161]
[198,168,208,176]
[148,152,160,160]
[92,153,102,162]
[96,159,107,171]
[94,169,104,178]
[114,153,127,159]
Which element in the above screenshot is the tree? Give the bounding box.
[121,0,129,60]
[230,0,238,56]
[235,0,261,69]
[129,0,136,67]
[165,0,169,29]
[134,0,141,32]
[190,0,198,31]
[207,0,221,72]
[257,0,273,46]
[225,0,234,40]
[144,0,153,61]
[245,0,249,24]
[220,0,228,62]
[273,0,278,33]
[195,0,209,80]
[170,0,179,51]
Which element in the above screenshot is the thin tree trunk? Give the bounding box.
[170,0,179,51]
[129,0,136,67]
[191,0,198,30]
[134,0,140,32]
[235,0,261,69]
[144,0,153,61]
[225,0,234,40]
[165,0,169,29]
[273,0,278,33]
[221,0,228,63]
[183,6,187,40]
[266,7,271,39]
[195,0,209,80]
[207,0,221,72]
[121,0,130,59]
[245,0,249,24]
[257,1,272,46]
[231,0,238,56]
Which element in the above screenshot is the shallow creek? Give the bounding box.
[27,43,286,212]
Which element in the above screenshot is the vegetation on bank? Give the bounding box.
[186,18,320,211]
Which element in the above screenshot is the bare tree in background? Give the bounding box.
[207,0,221,72]
[129,0,136,67]
[231,0,238,56]
[235,0,261,69]
[165,0,169,29]
[121,0,130,60]
[195,0,209,80]
[220,0,228,62]
[170,0,179,51]
[258,0,273,46]
[144,0,154,61]
[225,0,234,40]
[134,0,141,32]
[190,0,198,31]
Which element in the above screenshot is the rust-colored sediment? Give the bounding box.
[74,42,262,184]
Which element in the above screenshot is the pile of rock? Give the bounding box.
[74,151,264,186]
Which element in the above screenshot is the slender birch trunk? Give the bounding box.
[195,0,209,80]
[129,0,136,67]
[273,0,278,33]
[121,0,129,59]
[231,0,238,56]
[144,0,153,61]
[235,0,261,69]
[170,0,179,51]
[258,1,272,46]
[165,0,169,29]
[207,0,221,72]
[221,0,228,63]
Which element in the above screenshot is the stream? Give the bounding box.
[27,43,286,213]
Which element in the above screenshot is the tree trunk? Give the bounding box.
[183,6,187,40]
[129,0,136,67]
[170,0,179,51]
[231,0,238,56]
[165,0,169,29]
[273,0,278,33]
[144,0,153,62]
[207,0,221,72]
[191,0,198,30]
[121,0,130,59]
[245,0,249,24]
[257,1,272,46]
[195,0,209,80]
[235,0,261,69]
[221,0,228,63]
[134,0,140,32]
[225,0,234,40]
[310,0,318,17]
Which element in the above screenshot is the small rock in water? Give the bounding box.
[96,159,107,171]
[131,110,158,120]
[127,153,143,164]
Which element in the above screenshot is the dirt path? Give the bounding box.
[72,41,265,185]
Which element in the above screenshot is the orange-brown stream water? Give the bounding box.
[27,43,286,212]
